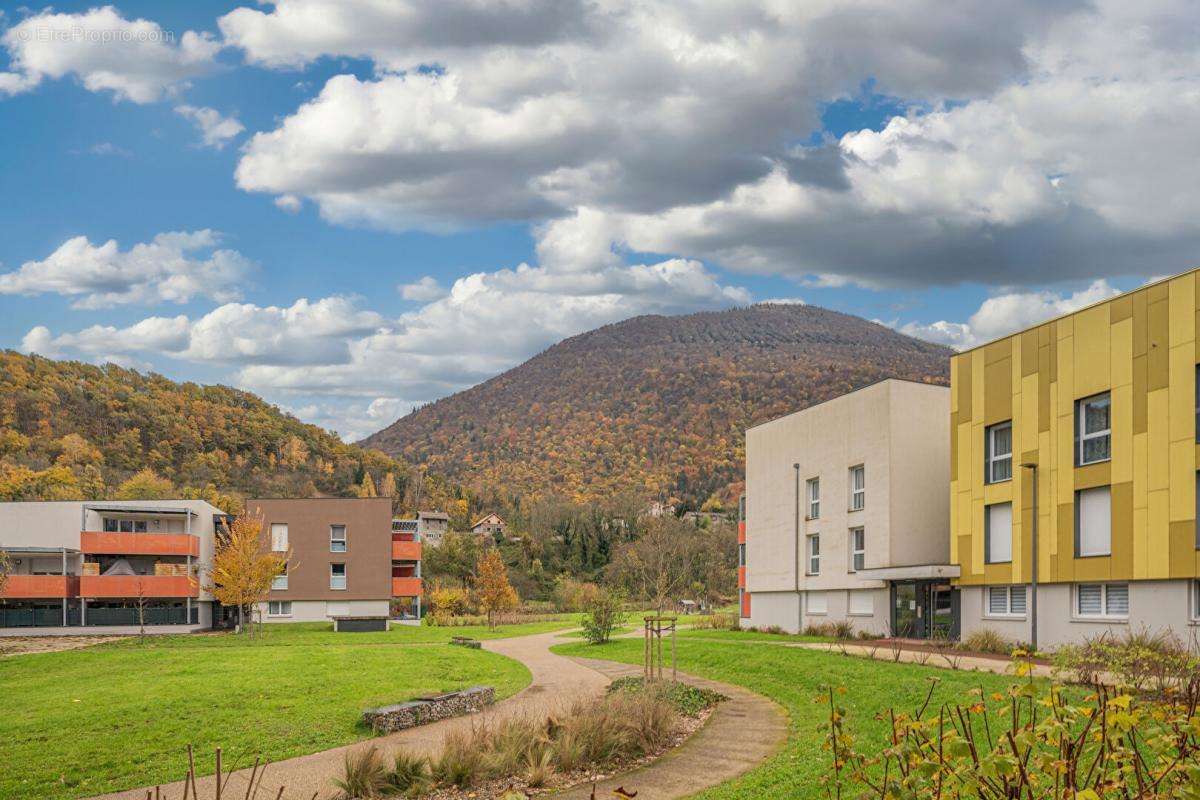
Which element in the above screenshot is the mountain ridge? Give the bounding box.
[361,303,953,507]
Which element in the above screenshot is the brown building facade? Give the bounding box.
[246,497,421,623]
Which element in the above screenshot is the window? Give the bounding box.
[986,585,1026,617]
[849,528,865,572]
[738,543,745,566]
[1076,393,1111,465]
[807,478,820,519]
[330,524,347,553]
[806,534,820,575]
[985,421,1013,483]
[807,591,828,615]
[1195,365,1199,443]
[103,518,148,533]
[1075,486,1112,557]
[270,523,288,552]
[848,590,873,616]
[271,562,288,591]
[849,465,865,511]
[985,503,1013,564]
[267,600,291,617]
[1076,583,1128,618]
[330,563,347,590]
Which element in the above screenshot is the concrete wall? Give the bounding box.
[255,599,390,623]
[960,579,1200,650]
[743,380,950,632]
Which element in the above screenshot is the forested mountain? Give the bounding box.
[362,304,953,509]
[0,351,454,511]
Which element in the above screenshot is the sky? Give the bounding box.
[1,0,1198,441]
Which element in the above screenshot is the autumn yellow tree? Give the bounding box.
[116,468,175,499]
[208,514,289,636]
[0,548,10,597]
[473,547,518,629]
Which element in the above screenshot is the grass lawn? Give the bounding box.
[553,636,1023,799]
[0,624,534,800]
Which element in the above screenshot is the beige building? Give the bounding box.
[742,379,955,636]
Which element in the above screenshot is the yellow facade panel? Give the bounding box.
[1111,317,1133,388]
[1132,506,1148,579]
[1133,432,1148,509]
[984,357,1012,424]
[1110,294,1133,323]
[1169,521,1197,579]
[1132,354,1148,435]
[1168,273,1195,347]
[1169,343,1194,442]
[1021,331,1039,377]
[1168,439,1195,522]
[1148,299,1169,391]
[1147,389,1170,491]
[1021,374,1039,455]
[956,355,972,423]
[1112,383,1132,485]
[1132,289,1148,357]
[1073,305,1111,397]
[1056,503,1074,582]
[1148,489,1171,579]
[1110,481,1133,578]
[1057,336,1074,417]
[971,498,984,575]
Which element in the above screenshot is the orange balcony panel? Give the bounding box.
[740,591,751,618]
[81,531,200,557]
[80,575,198,598]
[391,540,422,561]
[737,566,746,588]
[391,577,422,597]
[737,521,746,544]
[1,575,79,599]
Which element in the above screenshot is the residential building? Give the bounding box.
[470,512,507,538]
[950,269,1200,649]
[246,497,422,623]
[741,379,953,636]
[393,510,449,547]
[0,500,226,632]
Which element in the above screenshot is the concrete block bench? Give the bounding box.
[362,686,495,733]
[450,635,482,649]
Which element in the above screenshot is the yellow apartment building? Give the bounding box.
[951,268,1200,648]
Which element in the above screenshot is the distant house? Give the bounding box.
[392,511,449,547]
[470,513,507,538]
[681,510,727,527]
[644,501,676,518]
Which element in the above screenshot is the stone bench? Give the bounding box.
[362,686,495,734]
[450,635,481,649]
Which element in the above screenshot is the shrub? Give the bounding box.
[387,752,430,796]
[429,728,485,788]
[822,663,1200,799]
[580,587,627,644]
[804,622,836,637]
[829,620,855,640]
[1054,627,1200,694]
[962,627,1015,655]
[607,676,726,717]
[331,746,392,800]
[690,612,737,630]
[553,576,602,612]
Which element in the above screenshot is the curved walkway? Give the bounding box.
[91,630,785,800]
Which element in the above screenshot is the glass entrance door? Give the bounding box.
[892,582,920,638]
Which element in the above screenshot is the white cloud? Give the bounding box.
[399,276,445,302]
[0,230,253,308]
[274,194,302,213]
[86,141,132,158]
[224,0,1200,289]
[175,105,244,149]
[894,280,1122,350]
[1,7,220,103]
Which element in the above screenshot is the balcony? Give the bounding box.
[391,539,422,561]
[737,566,746,588]
[0,575,80,599]
[81,531,200,557]
[80,575,198,598]
[391,576,422,598]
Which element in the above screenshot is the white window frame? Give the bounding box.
[806,591,828,615]
[271,562,288,591]
[849,527,865,572]
[985,421,1013,484]
[1075,583,1128,620]
[807,478,820,520]
[849,465,865,511]
[848,589,873,616]
[267,600,291,617]
[1076,393,1111,466]
[330,524,347,553]
[806,534,820,575]
[270,523,288,552]
[330,563,347,591]
[985,502,1013,564]
[985,585,1027,618]
[1075,486,1112,558]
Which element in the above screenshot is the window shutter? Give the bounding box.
[986,503,1013,563]
[1010,586,1027,614]
[849,591,873,615]
[1077,584,1103,615]
[1077,487,1111,556]
[807,592,828,614]
[1105,584,1129,616]
[988,587,1008,615]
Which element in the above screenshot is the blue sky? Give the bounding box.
[1,1,1195,439]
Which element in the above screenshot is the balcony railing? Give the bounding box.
[391,576,422,597]
[0,575,80,599]
[81,531,200,557]
[391,539,422,561]
[79,575,198,598]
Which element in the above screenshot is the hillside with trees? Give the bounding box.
[362,304,952,509]
[0,350,460,511]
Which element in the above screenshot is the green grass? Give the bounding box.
[0,624,533,800]
[553,636,1023,798]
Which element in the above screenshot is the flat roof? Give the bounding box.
[745,376,948,432]
[0,545,80,553]
[954,264,1200,357]
[83,504,195,515]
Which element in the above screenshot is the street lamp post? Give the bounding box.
[1020,461,1039,653]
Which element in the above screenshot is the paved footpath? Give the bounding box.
[91,630,786,800]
